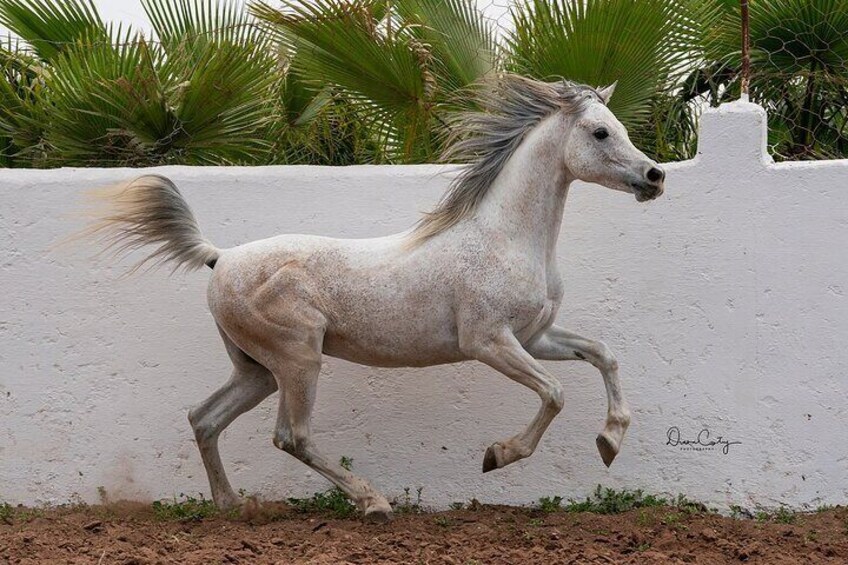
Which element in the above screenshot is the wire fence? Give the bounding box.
[1,0,846,168]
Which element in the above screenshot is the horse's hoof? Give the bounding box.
[482,446,498,473]
[363,507,393,524]
[596,434,617,468]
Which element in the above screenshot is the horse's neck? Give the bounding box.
[476,118,571,264]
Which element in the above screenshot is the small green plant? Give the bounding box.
[538,495,563,513]
[635,509,653,527]
[0,502,13,523]
[755,510,771,522]
[466,498,483,511]
[674,494,709,514]
[562,486,667,515]
[528,517,543,527]
[773,506,797,525]
[393,486,424,514]
[152,494,217,521]
[449,502,465,511]
[339,456,353,471]
[287,488,356,519]
[729,504,748,519]
[661,511,688,530]
[434,515,452,528]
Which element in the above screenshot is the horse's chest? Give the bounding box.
[506,275,563,343]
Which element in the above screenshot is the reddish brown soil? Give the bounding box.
[1,502,847,564]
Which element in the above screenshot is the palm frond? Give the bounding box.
[395,0,496,94]
[0,0,106,61]
[507,0,698,128]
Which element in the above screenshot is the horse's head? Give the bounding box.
[560,83,665,202]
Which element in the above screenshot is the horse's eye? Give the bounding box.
[593,128,609,140]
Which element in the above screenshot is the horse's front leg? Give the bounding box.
[465,329,565,473]
[526,324,631,467]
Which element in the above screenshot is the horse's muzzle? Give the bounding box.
[631,181,664,202]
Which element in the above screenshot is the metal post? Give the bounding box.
[740,0,750,101]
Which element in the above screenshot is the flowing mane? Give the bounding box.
[407,74,605,245]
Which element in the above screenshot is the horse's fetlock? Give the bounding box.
[516,444,533,459]
[608,410,631,429]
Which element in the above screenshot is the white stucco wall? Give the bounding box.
[2,101,847,511]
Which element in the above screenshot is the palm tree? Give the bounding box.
[699,0,848,160]
[507,0,702,161]
[0,0,284,166]
[2,0,845,166]
[0,0,304,166]
[251,0,497,163]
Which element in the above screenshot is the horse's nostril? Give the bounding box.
[646,167,664,183]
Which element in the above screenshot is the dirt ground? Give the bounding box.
[1,501,847,564]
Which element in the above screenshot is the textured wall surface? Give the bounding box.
[2,101,847,511]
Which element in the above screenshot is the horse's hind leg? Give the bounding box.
[188,326,277,509]
[266,325,393,522]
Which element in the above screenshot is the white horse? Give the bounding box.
[85,75,665,522]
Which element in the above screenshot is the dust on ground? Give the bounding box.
[1,501,847,564]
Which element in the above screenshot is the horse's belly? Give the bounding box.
[322,324,465,368]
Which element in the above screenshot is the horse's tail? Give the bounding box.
[79,174,221,273]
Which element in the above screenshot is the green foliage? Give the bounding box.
[0,0,106,61]
[393,486,424,514]
[537,495,563,513]
[731,504,805,523]
[433,515,452,527]
[287,488,357,518]
[774,506,798,525]
[508,0,697,127]
[1,0,845,166]
[286,455,357,518]
[673,494,711,514]
[0,0,376,167]
[251,0,495,162]
[698,0,848,160]
[537,487,712,516]
[0,502,13,523]
[152,493,218,521]
[561,485,668,514]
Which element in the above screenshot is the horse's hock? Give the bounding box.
[2,100,847,510]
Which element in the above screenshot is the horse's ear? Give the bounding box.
[598,81,617,104]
